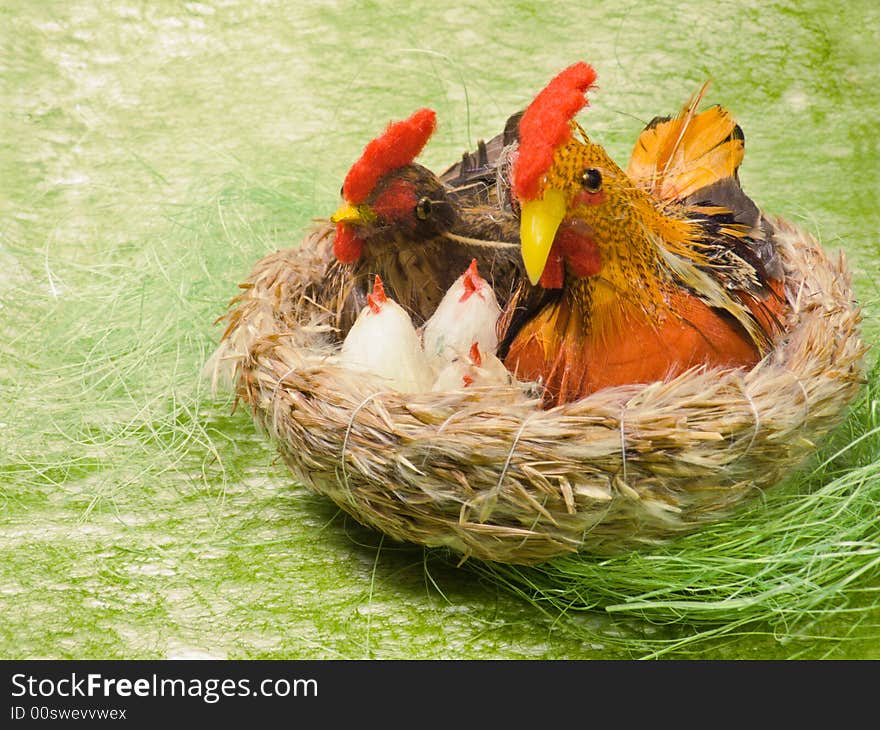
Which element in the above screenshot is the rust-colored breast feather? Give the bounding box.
[505,289,768,407]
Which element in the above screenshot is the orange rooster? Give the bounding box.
[504,63,788,406]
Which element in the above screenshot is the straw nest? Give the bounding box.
[210,218,865,565]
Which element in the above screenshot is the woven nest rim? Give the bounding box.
[212,217,866,565]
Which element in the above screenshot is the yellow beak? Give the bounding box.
[330,202,376,225]
[519,188,567,285]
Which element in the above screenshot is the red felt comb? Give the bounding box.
[342,108,437,204]
[367,274,387,314]
[460,259,481,302]
[512,63,598,201]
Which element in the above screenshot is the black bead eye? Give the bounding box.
[581,168,603,193]
[415,197,432,220]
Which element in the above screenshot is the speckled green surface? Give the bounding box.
[2,0,879,659]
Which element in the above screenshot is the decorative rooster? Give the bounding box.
[325,108,528,333]
[504,63,788,406]
[339,275,434,393]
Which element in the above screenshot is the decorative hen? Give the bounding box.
[504,62,788,406]
[325,108,529,333]
[339,275,434,393]
[422,258,502,370]
[432,341,512,392]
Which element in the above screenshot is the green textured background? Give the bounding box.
[2,0,879,659]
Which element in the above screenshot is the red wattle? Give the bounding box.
[334,223,364,263]
[539,245,565,289]
[558,226,601,278]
